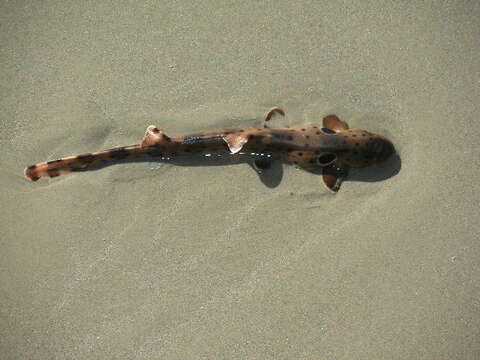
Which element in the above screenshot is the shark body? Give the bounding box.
[24,108,395,192]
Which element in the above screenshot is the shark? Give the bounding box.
[24,108,395,192]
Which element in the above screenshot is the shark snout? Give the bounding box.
[372,136,395,162]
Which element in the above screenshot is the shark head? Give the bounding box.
[334,128,395,168]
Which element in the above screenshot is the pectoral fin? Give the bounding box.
[323,115,349,132]
[222,134,249,154]
[322,163,349,193]
[141,125,170,147]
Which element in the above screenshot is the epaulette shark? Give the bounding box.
[24,108,395,192]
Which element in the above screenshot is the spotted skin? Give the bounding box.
[24,109,395,192]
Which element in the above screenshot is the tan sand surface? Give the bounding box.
[1,1,479,359]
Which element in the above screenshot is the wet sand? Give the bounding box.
[1,1,479,359]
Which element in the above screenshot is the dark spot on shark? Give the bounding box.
[27,165,37,170]
[77,154,95,162]
[47,168,60,177]
[298,152,303,156]
[47,159,61,165]
[317,153,336,165]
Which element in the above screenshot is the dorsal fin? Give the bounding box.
[141,125,170,147]
[222,133,249,154]
[323,115,349,131]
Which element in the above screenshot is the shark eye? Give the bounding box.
[320,127,336,135]
[317,152,337,166]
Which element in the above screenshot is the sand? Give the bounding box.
[1,1,479,359]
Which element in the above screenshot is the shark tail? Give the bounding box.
[24,144,143,181]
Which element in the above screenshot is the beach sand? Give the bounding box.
[1,1,479,359]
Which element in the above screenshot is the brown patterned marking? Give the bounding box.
[298,152,303,156]
[47,159,61,165]
[47,168,60,177]
[77,154,95,162]
[27,165,37,170]
[301,128,306,131]
[316,131,321,135]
